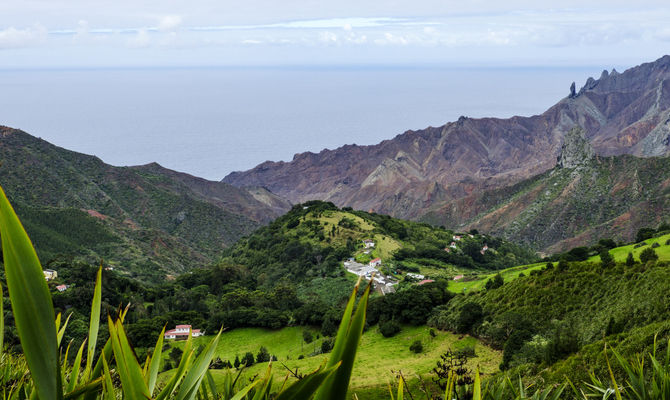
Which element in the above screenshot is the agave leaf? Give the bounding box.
[101,354,116,400]
[0,283,3,352]
[315,278,371,400]
[0,185,61,400]
[66,340,87,393]
[275,362,340,400]
[324,277,360,369]
[205,370,218,398]
[472,367,481,400]
[175,328,222,400]
[396,375,404,400]
[62,378,103,400]
[229,381,261,400]
[156,349,194,400]
[107,316,150,399]
[604,344,623,400]
[57,313,73,348]
[83,266,102,381]
[146,325,166,394]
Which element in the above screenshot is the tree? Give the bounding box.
[321,338,333,353]
[233,355,240,368]
[599,249,614,268]
[636,227,656,243]
[302,330,313,344]
[169,347,183,365]
[256,346,270,363]
[242,351,255,366]
[456,302,483,334]
[379,319,401,337]
[485,274,504,290]
[626,252,635,267]
[640,247,659,263]
[409,340,423,353]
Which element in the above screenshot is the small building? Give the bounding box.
[417,279,435,285]
[453,235,462,241]
[444,247,451,253]
[480,245,489,255]
[407,272,425,280]
[450,242,457,249]
[56,284,68,292]
[164,324,204,340]
[453,274,464,281]
[362,239,375,248]
[104,266,114,271]
[369,258,382,267]
[43,269,57,281]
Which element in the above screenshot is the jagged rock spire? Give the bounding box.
[557,127,594,168]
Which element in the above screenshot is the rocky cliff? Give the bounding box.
[223,56,670,249]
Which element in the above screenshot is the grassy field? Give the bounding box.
[447,262,546,293]
[588,233,670,263]
[165,325,501,397]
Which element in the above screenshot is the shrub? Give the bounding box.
[599,249,614,267]
[626,252,636,267]
[429,328,437,338]
[242,351,255,366]
[666,239,670,245]
[379,319,401,337]
[652,242,660,249]
[409,340,423,353]
[321,338,334,353]
[456,302,483,333]
[640,247,659,263]
[303,330,313,344]
[298,354,305,360]
[256,346,270,363]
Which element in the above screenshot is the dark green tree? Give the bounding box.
[626,252,636,267]
[379,319,401,337]
[242,351,255,366]
[233,355,240,368]
[485,274,504,290]
[599,249,615,268]
[640,247,659,263]
[409,340,423,353]
[256,346,270,363]
[302,330,313,344]
[456,302,483,334]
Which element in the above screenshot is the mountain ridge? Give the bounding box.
[223,55,670,250]
[0,126,291,280]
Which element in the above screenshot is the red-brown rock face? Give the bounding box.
[223,56,670,221]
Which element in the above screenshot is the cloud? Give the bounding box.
[158,15,182,32]
[0,25,47,49]
[127,29,151,47]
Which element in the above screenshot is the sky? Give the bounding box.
[2,0,670,68]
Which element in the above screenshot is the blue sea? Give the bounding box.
[0,66,598,180]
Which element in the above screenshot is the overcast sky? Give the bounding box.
[1,1,670,68]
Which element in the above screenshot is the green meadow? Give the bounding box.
[165,325,501,396]
[447,262,546,293]
[589,233,670,263]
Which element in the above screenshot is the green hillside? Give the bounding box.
[422,154,670,254]
[165,325,501,397]
[0,127,288,281]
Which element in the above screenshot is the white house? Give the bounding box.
[164,324,204,340]
[450,242,457,249]
[362,239,375,248]
[407,272,425,280]
[453,235,462,241]
[56,284,68,292]
[369,258,382,267]
[44,269,57,281]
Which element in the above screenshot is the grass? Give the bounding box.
[165,325,501,397]
[447,263,546,293]
[588,233,670,263]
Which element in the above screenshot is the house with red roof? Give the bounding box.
[164,324,204,340]
[369,258,382,267]
[417,279,435,285]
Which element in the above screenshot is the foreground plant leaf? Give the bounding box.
[0,185,61,400]
[314,277,371,400]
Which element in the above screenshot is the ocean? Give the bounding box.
[0,66,598,180]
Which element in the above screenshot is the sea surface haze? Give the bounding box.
[0,66,597,180]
